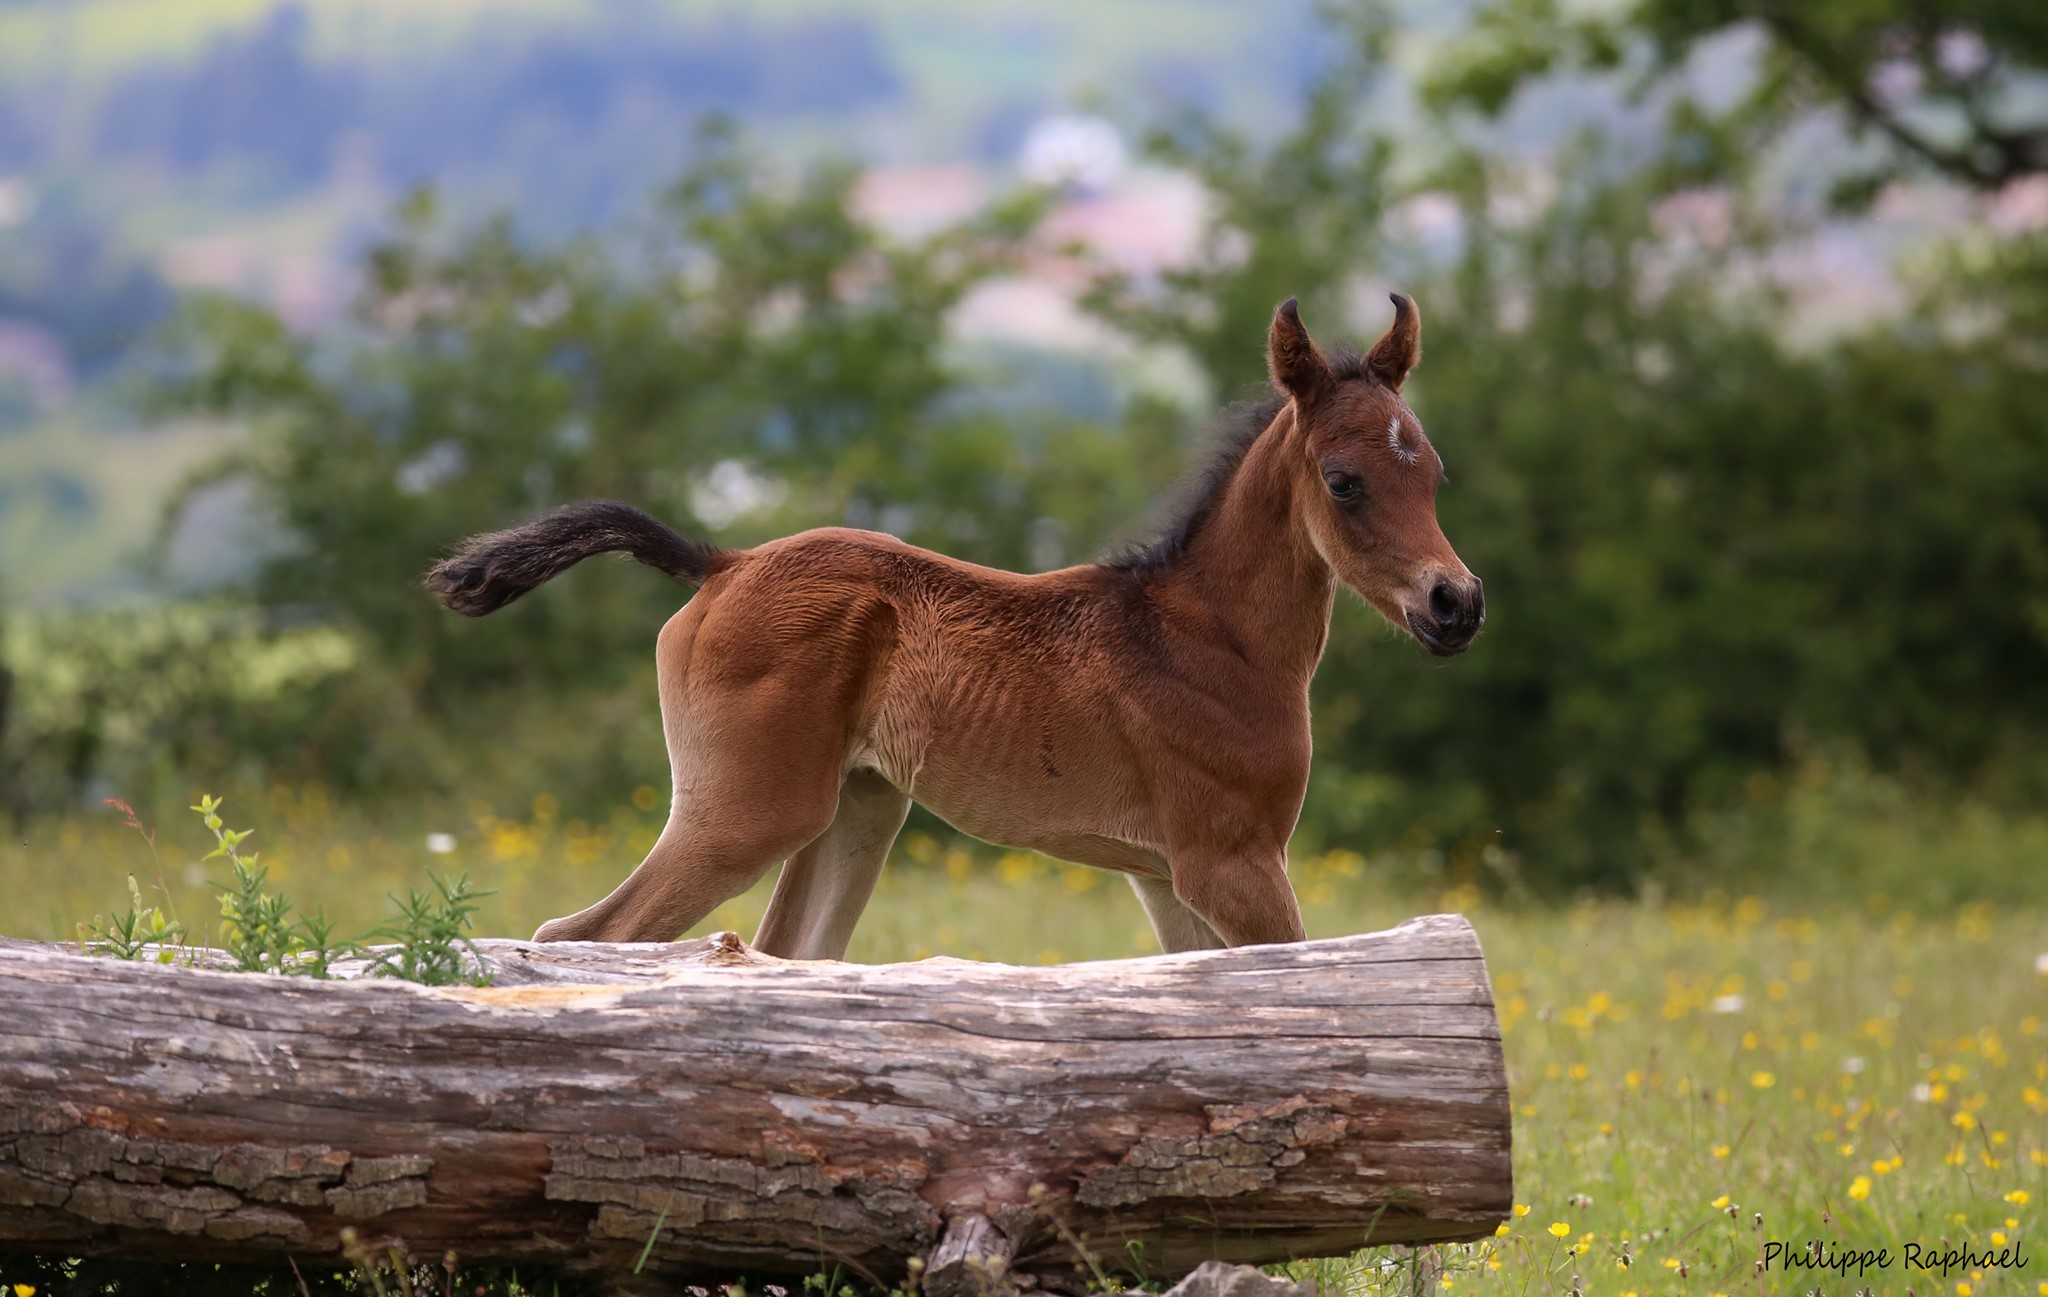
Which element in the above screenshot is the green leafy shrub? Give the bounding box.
[77,872,187,963]
[364,872,491,987]
[197,794,354,976]
[82,795,491,986]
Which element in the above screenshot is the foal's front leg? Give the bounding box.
[1127,875,1228,953]
[752,770,910,960]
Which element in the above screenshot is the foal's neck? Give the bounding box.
[1164,405,1335,682]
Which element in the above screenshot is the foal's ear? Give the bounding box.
[1268,297,1334,405]
[1366,292,1422,392]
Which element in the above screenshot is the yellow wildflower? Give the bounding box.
[1548,1222,1571,1238]
[1848,1175,1872,1202]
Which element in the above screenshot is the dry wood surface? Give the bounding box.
[0,915,1512,1286]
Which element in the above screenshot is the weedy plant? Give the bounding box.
[79,795,491,987]
[364,871,492,986]
[77,797,188,963]
[77,872,188,963]
[201,794,350,976]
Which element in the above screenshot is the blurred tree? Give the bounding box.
[164,126,1005,682]
[1302,166,2048,887]
[1095,11,2048,887]
[140,125,1170,807]
[1085,4,1400,398]
[1424,0,2048,203]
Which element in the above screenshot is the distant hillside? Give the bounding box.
[0,1,1324,212]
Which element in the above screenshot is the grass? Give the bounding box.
[2,794,2044,1296]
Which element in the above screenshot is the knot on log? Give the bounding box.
[1076,1097,1348,1208]
[923,1213,1012,1297]
[1160,1261,1317,1297]
[0,1103,432,1243]
[542,1135,938,1262]
[700,931,756,965]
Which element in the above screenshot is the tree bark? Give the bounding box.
[0,914,1512,1286]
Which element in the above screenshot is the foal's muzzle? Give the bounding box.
[1408,576,1485,656]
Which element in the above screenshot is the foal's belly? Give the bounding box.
[909,771,1169,878]
[852,663,1168,876]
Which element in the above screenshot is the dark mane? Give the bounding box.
[1104,343,1371,576]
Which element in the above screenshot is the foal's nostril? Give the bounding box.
[1428,580,1460,625]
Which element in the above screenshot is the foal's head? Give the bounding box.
[1269,296,1485,656]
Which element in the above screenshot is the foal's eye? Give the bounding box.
[1324,471,1363,502]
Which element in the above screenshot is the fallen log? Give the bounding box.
[0,915,1512,1286]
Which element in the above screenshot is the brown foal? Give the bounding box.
[426,296,1483,955]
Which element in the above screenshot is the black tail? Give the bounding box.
[424,501,727,617]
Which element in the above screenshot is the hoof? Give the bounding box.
[532,918,581,943]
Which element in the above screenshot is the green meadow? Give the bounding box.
[10,796,2043,1296]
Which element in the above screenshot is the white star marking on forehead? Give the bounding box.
[1388,416,1419,465]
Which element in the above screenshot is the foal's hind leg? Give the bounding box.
[533,567,899,945]
[533,629,852,944]
[532,766,842,944]
[752,770,910,960]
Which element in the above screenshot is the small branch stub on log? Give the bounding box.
[925,1213,1013,1297]
[0,915,1512,1284]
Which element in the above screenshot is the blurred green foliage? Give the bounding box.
[150,122,1132,693]
[1307,178,2048,885]
[4,10,2045,896]
[1427,0,2048,203]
